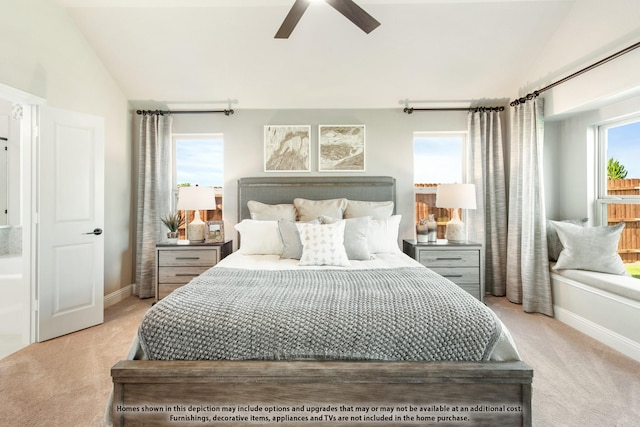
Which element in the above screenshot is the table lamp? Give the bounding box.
[436,183,476,242]
[176,186,217,243]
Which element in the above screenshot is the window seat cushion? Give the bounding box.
[550,264,640,302]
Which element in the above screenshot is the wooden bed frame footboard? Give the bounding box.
[111,360,532,426]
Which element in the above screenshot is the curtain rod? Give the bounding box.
[403,106,505,114]
[511,40,640,107]
[136,109,235,116]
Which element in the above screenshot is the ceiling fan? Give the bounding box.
[275,0,381,39]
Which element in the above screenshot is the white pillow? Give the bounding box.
[234,219,284,255]
[247,201,296,221]
[367,215,402,254]
[321,215,372,260]
[294,198,347,221]
[296,221,350,267]
[552,221,626,275]
[344,200,394,219]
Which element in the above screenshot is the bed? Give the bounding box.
[109,176,532,426]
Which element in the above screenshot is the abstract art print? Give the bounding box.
[318,125,365,172]
[264,125,311,172]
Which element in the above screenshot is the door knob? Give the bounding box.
[85,228,103,235]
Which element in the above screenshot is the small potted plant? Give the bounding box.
[160,211,184,243]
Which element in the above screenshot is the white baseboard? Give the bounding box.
[104,284,133,308]
[554,305,640,363]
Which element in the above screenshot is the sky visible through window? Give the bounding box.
[176,138,224,187]
[414,135,463,184]
[607,121,640,178]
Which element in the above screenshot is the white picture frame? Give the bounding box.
[264,125,311,172]
[318,125,365,172]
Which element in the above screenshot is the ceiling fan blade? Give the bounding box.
[325,0,381,34]
[275,0,311,39]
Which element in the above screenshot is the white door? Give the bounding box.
[37,107,104,342]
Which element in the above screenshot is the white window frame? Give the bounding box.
[171,133,224,210]
[595,116,640,226]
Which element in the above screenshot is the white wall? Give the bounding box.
[0,1,132,296]
[517,0,640,104]
[152,108,470,247]
[544,93,640,222]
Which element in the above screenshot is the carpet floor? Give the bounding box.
[0,295,638,426]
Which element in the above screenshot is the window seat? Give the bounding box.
[550,265,640,362]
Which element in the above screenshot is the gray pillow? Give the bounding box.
[344,200,394,219]
[293,198,347,221]
[551,221,626,275]
[278,218,320,259]
[321,215,372,260]
[546,218,588,261]
[248,200,296,221]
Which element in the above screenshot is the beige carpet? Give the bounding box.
[0,296,152,427]
[487,296,640,427]
[0,295,638,426]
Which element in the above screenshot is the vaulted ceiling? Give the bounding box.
[53,0,640,109]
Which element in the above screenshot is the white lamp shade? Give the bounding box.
[435,184,476,210]
[176,186,217,211]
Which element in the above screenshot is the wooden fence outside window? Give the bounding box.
[607,178,640,263]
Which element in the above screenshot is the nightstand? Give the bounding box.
[155,240,232,301]
[403,239,484,301]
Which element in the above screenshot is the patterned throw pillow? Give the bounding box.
[296,220,350,267]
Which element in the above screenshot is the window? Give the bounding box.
[597,118,640,278]
[172,134,224,238]
[413,132,466,239]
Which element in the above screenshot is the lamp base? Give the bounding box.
[445,209,466,242]
[445,220,466,242]
[187,211,206,243]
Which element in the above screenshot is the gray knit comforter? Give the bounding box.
[138,267,502,362]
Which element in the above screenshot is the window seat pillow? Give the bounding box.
[551,221,626,275]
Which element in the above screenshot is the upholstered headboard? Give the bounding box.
[237,176,396,221]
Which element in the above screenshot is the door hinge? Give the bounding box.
[33,299,39,312]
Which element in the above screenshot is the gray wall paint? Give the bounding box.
[154,108,469,248]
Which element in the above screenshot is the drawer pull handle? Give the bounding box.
[175,273,200,277]
[443,274,464,278]
[435,257,463,261]
[176,257,200,260]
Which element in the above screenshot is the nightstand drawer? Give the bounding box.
[158,266,211,284]
[418,250,479,268]
[155,241,233,302]
[429,267,479,284]
[403,239,484,301]
[159,249,218,266]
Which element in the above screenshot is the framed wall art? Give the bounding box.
[205,220,224,243]
[318,125,365,172]
[264,125,311,172]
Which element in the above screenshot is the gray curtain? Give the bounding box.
[134,114,172,298]
[466,109,508,296]
[506,99,553,315]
